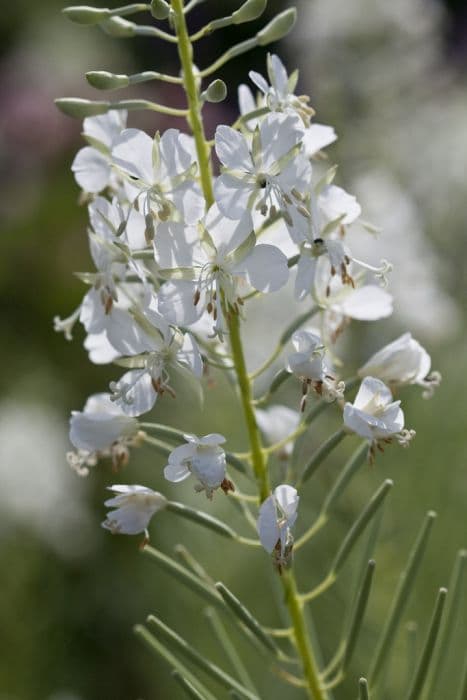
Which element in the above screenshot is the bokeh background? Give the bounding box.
[1,1,466,698]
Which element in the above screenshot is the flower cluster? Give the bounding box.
[58,52,439,556]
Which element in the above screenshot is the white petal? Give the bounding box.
[249,70,269,95]
[294,256,316,301]
[112,128,154,182]
[114,370,157,417]
[302,123,337,157]
[158,280,204,326]
[215,125,252,171]
[257,496,280,553]
[154,222,201,268]
[339,286,393,321]
[160,129,196,176]
[214,174,254,220]
[170,181,205,224]
[319,185,361,225]
[83,110,127,149]
[164,462,191,483]
[72,147,110,193]
[84,331,120,364]
[353,376,393,410]
[241,244,289,293]
[205,204,253,257]
[274,484,299,524]
[260,113,304,171]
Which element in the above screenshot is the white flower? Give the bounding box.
[72,111,127,193]
[108,299,203,417]
[343,377,415,449]
[257,485,299,565]
[102,484,167,536]
[358,332,441,398]
[156,204,289,337]
[249,54,314,123]
[286,330,345,406]
[163,433,230,499]
[68,393,139,475]
[112,128,204,226]
[255,405,300,458]
[214,113,311,223]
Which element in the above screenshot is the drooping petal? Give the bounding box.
[113,370,157,417]
[339,286,393,321]
[257,495,280,553]
[72,146,110,193]
[164,461,191,483]
[112,128,154,183]
[215,125,253,172]
[240,244,289,293]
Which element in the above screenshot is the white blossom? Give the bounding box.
[343,376,415,449]
[102,484,167,536]
[358,333,441,397]
[286,329,345,405]
[72,110,127,193]
[163,433,230,499]
[249,54,314,123]
[214,113,311,224]
[112,127,204,226]
[107,295,203,416]
[257,485,299,565]
[156,204,289,336]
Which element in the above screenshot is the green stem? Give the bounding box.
[227,311,270,502]
[171,0,214,206]
[283,571,328,700]
[170,10,325,696]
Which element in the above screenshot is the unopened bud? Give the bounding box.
[55,98,110,118]
[99,16,136,37]
[256,8,296,46]
[86,71,130,90]
[203,79,227,103]
[150,0,170,20]
[62,5,110,25]
[232,0,267,24]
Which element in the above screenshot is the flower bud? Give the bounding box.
[62,5,110,25]
[150,0,170,20]
[203,79,227,103]
[256,8,297,46]
[55,98,110,118]
[232,0,267,24]
[99,16,136,37]
[86,71,130,90]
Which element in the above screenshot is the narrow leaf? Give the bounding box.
[332,479,393,574]
[172,671,210,700]
[205,607,257,693]
[166,501,237,539]
[456,652,467,700]
[279,307,318,346]
[359,677,370,700]
[322,441,368,514]
[425,549,467,699]
[298,428,346,486]
[342,559,376,671]
[135,625,217,700]
[147,615,259,700]
[369,510,437,685]
[215,582,278,655]
[406,588,448,700]
[142,545,222,608]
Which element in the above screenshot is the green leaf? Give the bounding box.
[359,677,370,700]
[205,607,257,693]
[215,582,278,655]
[298,428,347,486]
[147,615,260,700]
[369,510,437,685]
[166,501,238,540]
[406,588,448,700]
[321,441,368,513]
[342,559,376,671]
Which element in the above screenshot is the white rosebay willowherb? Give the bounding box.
[214,112,311,223]
[249,53,314,123]
[102,484,167,536]
[343,377,415,453]
[257,484,299,569]
[68,392,140,475]
[72,110,127,193]
[156,204,289,337]
[112,127,204,225]
[163,433,231,499]
[287,329,345,407]
[358,332,441,398]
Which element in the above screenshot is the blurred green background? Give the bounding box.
[1,1,466,698]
